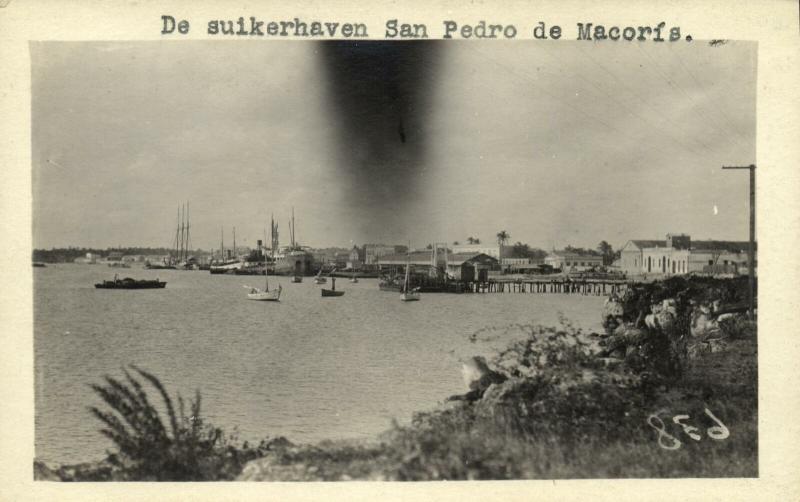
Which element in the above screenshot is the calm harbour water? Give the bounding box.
[34,264,605,463]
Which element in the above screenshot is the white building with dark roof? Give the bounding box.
[544,250,603,271]
[619,233,754,276]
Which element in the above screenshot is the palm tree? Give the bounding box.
[597,240,614,265]
[466,237,476,245]
[496,230,510,246]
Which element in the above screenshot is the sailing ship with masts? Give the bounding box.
[175,203,198,269]
[209,226,242,274]
[146,202,194,270]
[272,207,313,277]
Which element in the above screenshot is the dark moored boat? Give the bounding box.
[321,277,344,297]
[95,277,167,289]
[321,289,344,297]
[234,267,266,275]
[145,262,176,270]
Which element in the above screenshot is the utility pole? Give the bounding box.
[722,164,756,320]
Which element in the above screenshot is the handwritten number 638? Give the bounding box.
[647,408,730,450]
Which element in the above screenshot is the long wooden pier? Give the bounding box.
[462,278,629,296]
[379,275,630,295]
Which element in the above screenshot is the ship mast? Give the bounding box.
[173,206,180,265]
[232,226,237,262]
[184,202,191,261]
[220,226,224,262]
[180,204,186,262]
[270,213,277,259]
[289,207,296,249]
[405,241,411,292]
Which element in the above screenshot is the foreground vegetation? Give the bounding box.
[35,277,757,481]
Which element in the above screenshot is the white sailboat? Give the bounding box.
[246,270,282,301]
[400,251,420,302]
[350,270,359,283]
[314,266,327,284]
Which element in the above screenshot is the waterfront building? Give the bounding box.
[544,251,603,271]
[347,246,365,270]
[501,257,546,274]
[618,240,664,274]
[376,250,499,282]
[619,233,754,276]
[310,247,349,266]
[74,252,101,264]
[445,253,499,282]
[363,244,406,265]
[451,243,511,260]
[333,252,350,269]
[377,250,439,268]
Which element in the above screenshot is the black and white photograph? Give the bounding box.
[26,37,763,482]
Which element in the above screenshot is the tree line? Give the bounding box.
[32,247,201,263]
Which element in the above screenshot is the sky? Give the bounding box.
[31,40,756,251]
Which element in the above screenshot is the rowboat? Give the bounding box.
[321,277,344,297]
[321,289,345,297]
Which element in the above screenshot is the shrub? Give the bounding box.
[379,318,757,480]
[89,365,267,480]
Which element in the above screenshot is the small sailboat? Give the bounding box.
[400,251,420,302]
[313,267,327,284]
[350,270,359,283]
[321,277,344,297]
[245,270,281,301]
